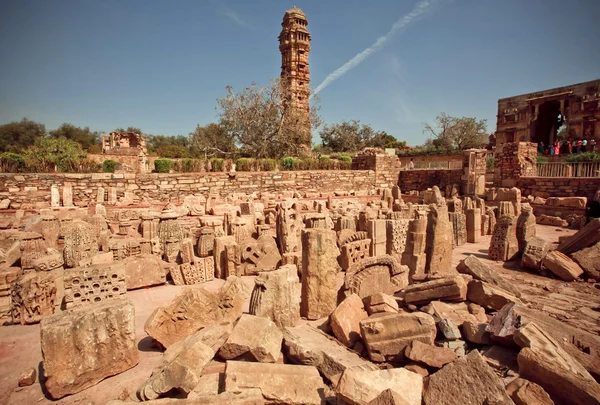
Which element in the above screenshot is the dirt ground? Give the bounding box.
[0,224,598,405]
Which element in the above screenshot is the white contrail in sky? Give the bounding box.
[312,0,440,97]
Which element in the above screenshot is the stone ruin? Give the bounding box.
[0,179,599,405]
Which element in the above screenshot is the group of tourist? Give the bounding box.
[538,138,596,155]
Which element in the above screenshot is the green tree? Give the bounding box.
[49,123,100,151]
[0,118,47,153]
[367,131,406,149]
[113,127,143,135]
[23,137,87,172]
[189,123,236,158]
[146,135,189,155]
[217,78,321,158]
[156,144,190,158]
[319,120,378,153]
[423,113,488,151]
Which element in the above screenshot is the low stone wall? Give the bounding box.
[517,177,600,200]
[397,154,463,169]
[0,170,381,208]
[398,169,463,193]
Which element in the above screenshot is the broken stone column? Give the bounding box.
[541,250,584,281]
[51,185,61,207]
[521,236,550,270]
[402,218,427,282]
[158,206,184,263]
[214,235,237,279]
[18,232,46,270]
[448,212,467,247]
[40,300,138,399]
[558,218,600,255]
[465,208,481,243]
[403,276,467,305]
[218,314,283,363]
[249,264,300,328]
[276,200,301,255]
[197,227,215,258]
[386,218,410,264]
[516,205,536,254]
[488,214,519,262]
[425,201,453,278]
[300,229,339,320]
[367,219,387,257]
[109,187,117,204]
[63,220,98,268]
[467,280,522,310]
[96,187,105,203]
[62,183,74,207]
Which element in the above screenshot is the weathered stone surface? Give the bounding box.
[137,322,233,401]
[402,218,427,282]
[467,280,521,311]
[488,214,519,262]
[404,363,429,377]
[218,314,283,363]
[437,318,461,341]
[11,269,62,325]
[145,276,250,348]
[40,300,138,399]
[330,294,368,348]
[360,312,437,363]
[404,340,457,368]
[521,237,550,271]
[120,254,165,290]
[423,350,514,405]
[223,361,325,405]
[249,264,300,328]
[571,241,600,279]
[518,348,600,405]
[457,255,520,297]
[421,301,487,325]
[367,389,411,405]
[461,320,491,344]
[425,199,454,277]
[214,236,237,279]
[465,208,481,244]
[340,238,371,271]
[363,292,399,315]
[277,199,302,255]
[337,368,422,405]
[301,228,340,320]
[449,211,467,247]
[404,276,467,305]
[505,378,554,405]
[542,250,584,281]
[558,217,600,254]
[283,324,378,382]
[368,219,388,257]
[63,264,126,309]
[344,255,408,298]
[386,218,410,264]
[18,367,36,387]
[516,205,536,254]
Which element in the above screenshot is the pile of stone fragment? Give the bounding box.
[1,183,599,405]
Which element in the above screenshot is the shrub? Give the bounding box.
[180,158,194,173]
[280,157,295,171]
[236,158,253,171]
[486,154,494,170]
[102,159,118,173]
[154,158,172,173]
[260,158,277,171]
[79,159,102,173]
[0,152,25,172]
[210,158,224,172]
[565,152,600,163]
[336,154,352,163]
[536,154,548,164]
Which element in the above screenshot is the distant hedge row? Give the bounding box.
[153,156,352,173]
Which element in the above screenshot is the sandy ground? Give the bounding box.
[0,224,598,405]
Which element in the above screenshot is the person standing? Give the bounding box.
[554,141,560,156]
[408,158,414,170]
[538,141,545,154]
[590,139,596,152]
[582,139,588,153]
[576,138,583,153]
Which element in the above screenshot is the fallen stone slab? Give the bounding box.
[330,293,369,348]
[421,301,487,325]
[40,300,138,399]
[18,367,36,387]
[121,254,166,290]
[367,389,411,405]
[283,324,378,383]
[218,314,283,363]
[457,255,520,297]
[437,318,461,341]
[467,280,522,311]
[521,237,550,271]
[145,276,249,348]
[137,322,233,401]
[403,276,467,305]
[360,312,436,363]
[558,218,600,255]
[336,368,422,405]
[505,378,554,405]
[404,340,457,368]
[461,320,491,345]
[363,292,399,315]
[542,250,584,281]
[571,241,600,279]
[423,350,514,405]
[223,360,326,405]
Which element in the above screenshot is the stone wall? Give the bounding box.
[398,169,463,193]
[493,142,537,187]
[397,154,463,169]
[0,171,380,208]
[517,177,600,200]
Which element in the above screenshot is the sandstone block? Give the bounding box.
[521,237,550,271]
[467,280,521,311]
[571,241,600,279]
[283,324,378,383]
[337,368,422,405]
[505,378,554,405]
[218,314,283,363]
[249,264,300,328]
[330,294,368,348]
[223,361,325,405]
[423,350,513,405]
[461,320,491,344]
[404,340,457,368]
[542,250,584,281]
[121,254,166,290]
[18,367,36,387]
[145,276,249,348]
[367,389,411,405]
[40,300,138,399]
[421,301,487,325]
[558,218,600,255]
[457,255,520,297]
[363,292,399,315]
[437,318,461,341]
[404,276,467,305]
[360,312,436,363]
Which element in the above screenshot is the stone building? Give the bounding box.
[495,78,600,147]
[96,131,149,173]
[279,6,311,148]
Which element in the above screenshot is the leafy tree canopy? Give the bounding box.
[423,113,488,151]
[49,123,100,152]
[189,123,236,158]
[319,120,404,153]
[0,118,47,153]
[23,137,87,172]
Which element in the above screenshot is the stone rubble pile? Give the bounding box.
[0,183,598,404]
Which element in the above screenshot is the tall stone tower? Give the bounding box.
[279,6,311,124]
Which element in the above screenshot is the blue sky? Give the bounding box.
[0,0,598,146]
